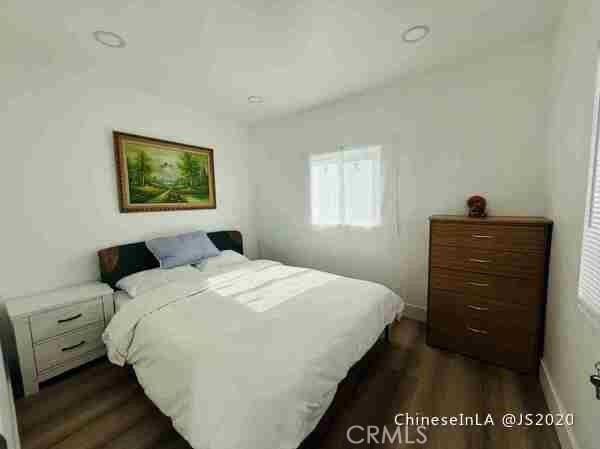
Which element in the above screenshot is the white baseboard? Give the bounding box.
[400,303,427,322]
[539,359,580,449]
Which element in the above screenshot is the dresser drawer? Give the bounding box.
[430,245,544,279]
[429,267,542,307]
[431,222,546,253]
[428,290,539,372]
[427,327,538,372]
[30,299,104,342]
[428,289,539,334]
[34,323,104,372]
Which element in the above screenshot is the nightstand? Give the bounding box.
[6,282,114,396]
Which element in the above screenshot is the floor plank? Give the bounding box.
[100,411,172,449]
[49,396,156,449]
[15,319,561,449]
[17,359,132,433]
[21,382,142,449]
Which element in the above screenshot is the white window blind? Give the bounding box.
[310,146,382,227]
[578,56,600,320]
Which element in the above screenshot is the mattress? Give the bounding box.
[103,259,403,449]
[114,290,133,312]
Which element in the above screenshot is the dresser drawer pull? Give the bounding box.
[57,313,82,324]
[469,258,491,263]
[467,327,488,335]
[472,234,494,239]
[467,305,489,311]
[61,340,86,352]
[467,281,489,287]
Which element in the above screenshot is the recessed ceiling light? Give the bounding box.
[93,30,126,48]
[248,96,264,104]
[402,25,430,43]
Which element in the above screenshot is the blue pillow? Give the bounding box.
[146,231,220,269]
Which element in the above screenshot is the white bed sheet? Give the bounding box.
[114,290,133,312]
[104,260,403,449]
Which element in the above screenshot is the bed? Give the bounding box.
[98,231,403,449]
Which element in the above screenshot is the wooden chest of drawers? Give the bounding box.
[426,215,553,373]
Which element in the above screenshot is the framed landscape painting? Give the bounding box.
[113,131,216,212]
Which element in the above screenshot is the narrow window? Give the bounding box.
[578,55,600,320]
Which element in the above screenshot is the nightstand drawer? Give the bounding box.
[34,323,104,372]
[30,299,104,342]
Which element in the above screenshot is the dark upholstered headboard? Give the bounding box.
[98,230,243,289]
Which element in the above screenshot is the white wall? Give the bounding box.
[250,39,552,316]
[0,74,257,392]
[1,78,257,299]
[542,0,600,448]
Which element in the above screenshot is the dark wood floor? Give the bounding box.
[16,319,560,449]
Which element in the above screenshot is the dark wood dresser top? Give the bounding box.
[430,215,553,226]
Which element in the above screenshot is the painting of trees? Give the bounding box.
[117,132,215,211]
[127,150,154,187]
[177,152,201,188]
[137,150,152,186]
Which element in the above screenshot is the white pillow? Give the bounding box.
[116,265,198,298]
[194,250,248,271]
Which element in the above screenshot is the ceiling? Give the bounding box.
[1,0,563,124]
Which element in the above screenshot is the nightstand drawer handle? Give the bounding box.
[61,340,86,352]
[467,281,489,287]
[469,258,491,263]
[467,326,488,335]
[472,234,493,239]
[57,313,82,324]
[467,305,489,311]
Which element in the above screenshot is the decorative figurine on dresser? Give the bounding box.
[426,214,553,372]
[6,282,114,396]
[466,195,487,218]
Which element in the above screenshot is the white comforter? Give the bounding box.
[103,260,403,449]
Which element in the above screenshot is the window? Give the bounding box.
[310,146,382,227]
[579,57,600,320]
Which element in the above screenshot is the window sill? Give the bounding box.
[311,224,382,231]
